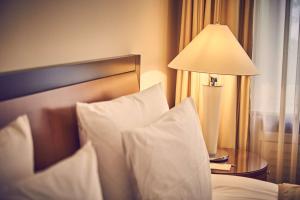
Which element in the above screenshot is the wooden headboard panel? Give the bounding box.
[0,55,140,171]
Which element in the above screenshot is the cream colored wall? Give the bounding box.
[0,0,179,106]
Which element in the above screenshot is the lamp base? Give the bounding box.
[209,149,229,163]
[202,85,223,155]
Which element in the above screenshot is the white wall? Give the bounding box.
[0,0,179,106]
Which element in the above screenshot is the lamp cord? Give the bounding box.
[216,0,221,24]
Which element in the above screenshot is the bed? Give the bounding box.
[0,55,287,200]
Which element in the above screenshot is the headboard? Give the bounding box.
[0,55,140,171]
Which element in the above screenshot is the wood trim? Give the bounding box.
[135,54,141,88]
[0,54,140,101]
[212,165,268,181]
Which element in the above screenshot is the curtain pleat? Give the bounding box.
[276,0,291,183]
[175,0,254,149]
[290,21,300,182]
[236,0,254,150]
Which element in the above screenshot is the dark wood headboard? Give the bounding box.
[0,55,140,171]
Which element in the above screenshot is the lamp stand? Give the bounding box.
[202,76,225,159]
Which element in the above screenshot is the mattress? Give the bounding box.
[212,174,278,200]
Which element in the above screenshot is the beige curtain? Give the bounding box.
[176,0,254,149]
[251,0,300,184]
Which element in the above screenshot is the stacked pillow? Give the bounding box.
[77,83,212,200]
[1,83,212,200]
[122,98,212,200]
[0,115,34,186]
[0,117,103,200]
[1,141,103,200]
[76,83,169,200]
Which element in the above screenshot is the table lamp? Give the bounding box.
[168,24,258,158]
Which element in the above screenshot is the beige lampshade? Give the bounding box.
[168,24,258,75]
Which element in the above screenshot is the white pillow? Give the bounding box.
[122,98,212,200]
[0,115,33,187]
[76,83,169,200]
[0,141,103,200]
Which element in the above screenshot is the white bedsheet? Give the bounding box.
[212,174,278,200]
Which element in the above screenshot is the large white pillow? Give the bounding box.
[76,83,169,200]
[0,141,103,200]
[122,98,212,200]
[0,115,33,187]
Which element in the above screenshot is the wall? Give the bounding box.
[0,0,179,106]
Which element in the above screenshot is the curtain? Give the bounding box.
[176,0,254,149]
[250,0,300,183]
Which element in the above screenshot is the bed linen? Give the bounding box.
[0,141,103,200]
[212,174,278,200]
[122,98,211,200]
[76,83,169,200]
[0,115,33,187]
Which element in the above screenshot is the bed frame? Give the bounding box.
[0,55,140,171]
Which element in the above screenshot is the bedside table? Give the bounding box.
[211,148,269,181]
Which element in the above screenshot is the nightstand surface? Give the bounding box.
[211,148,268,180]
